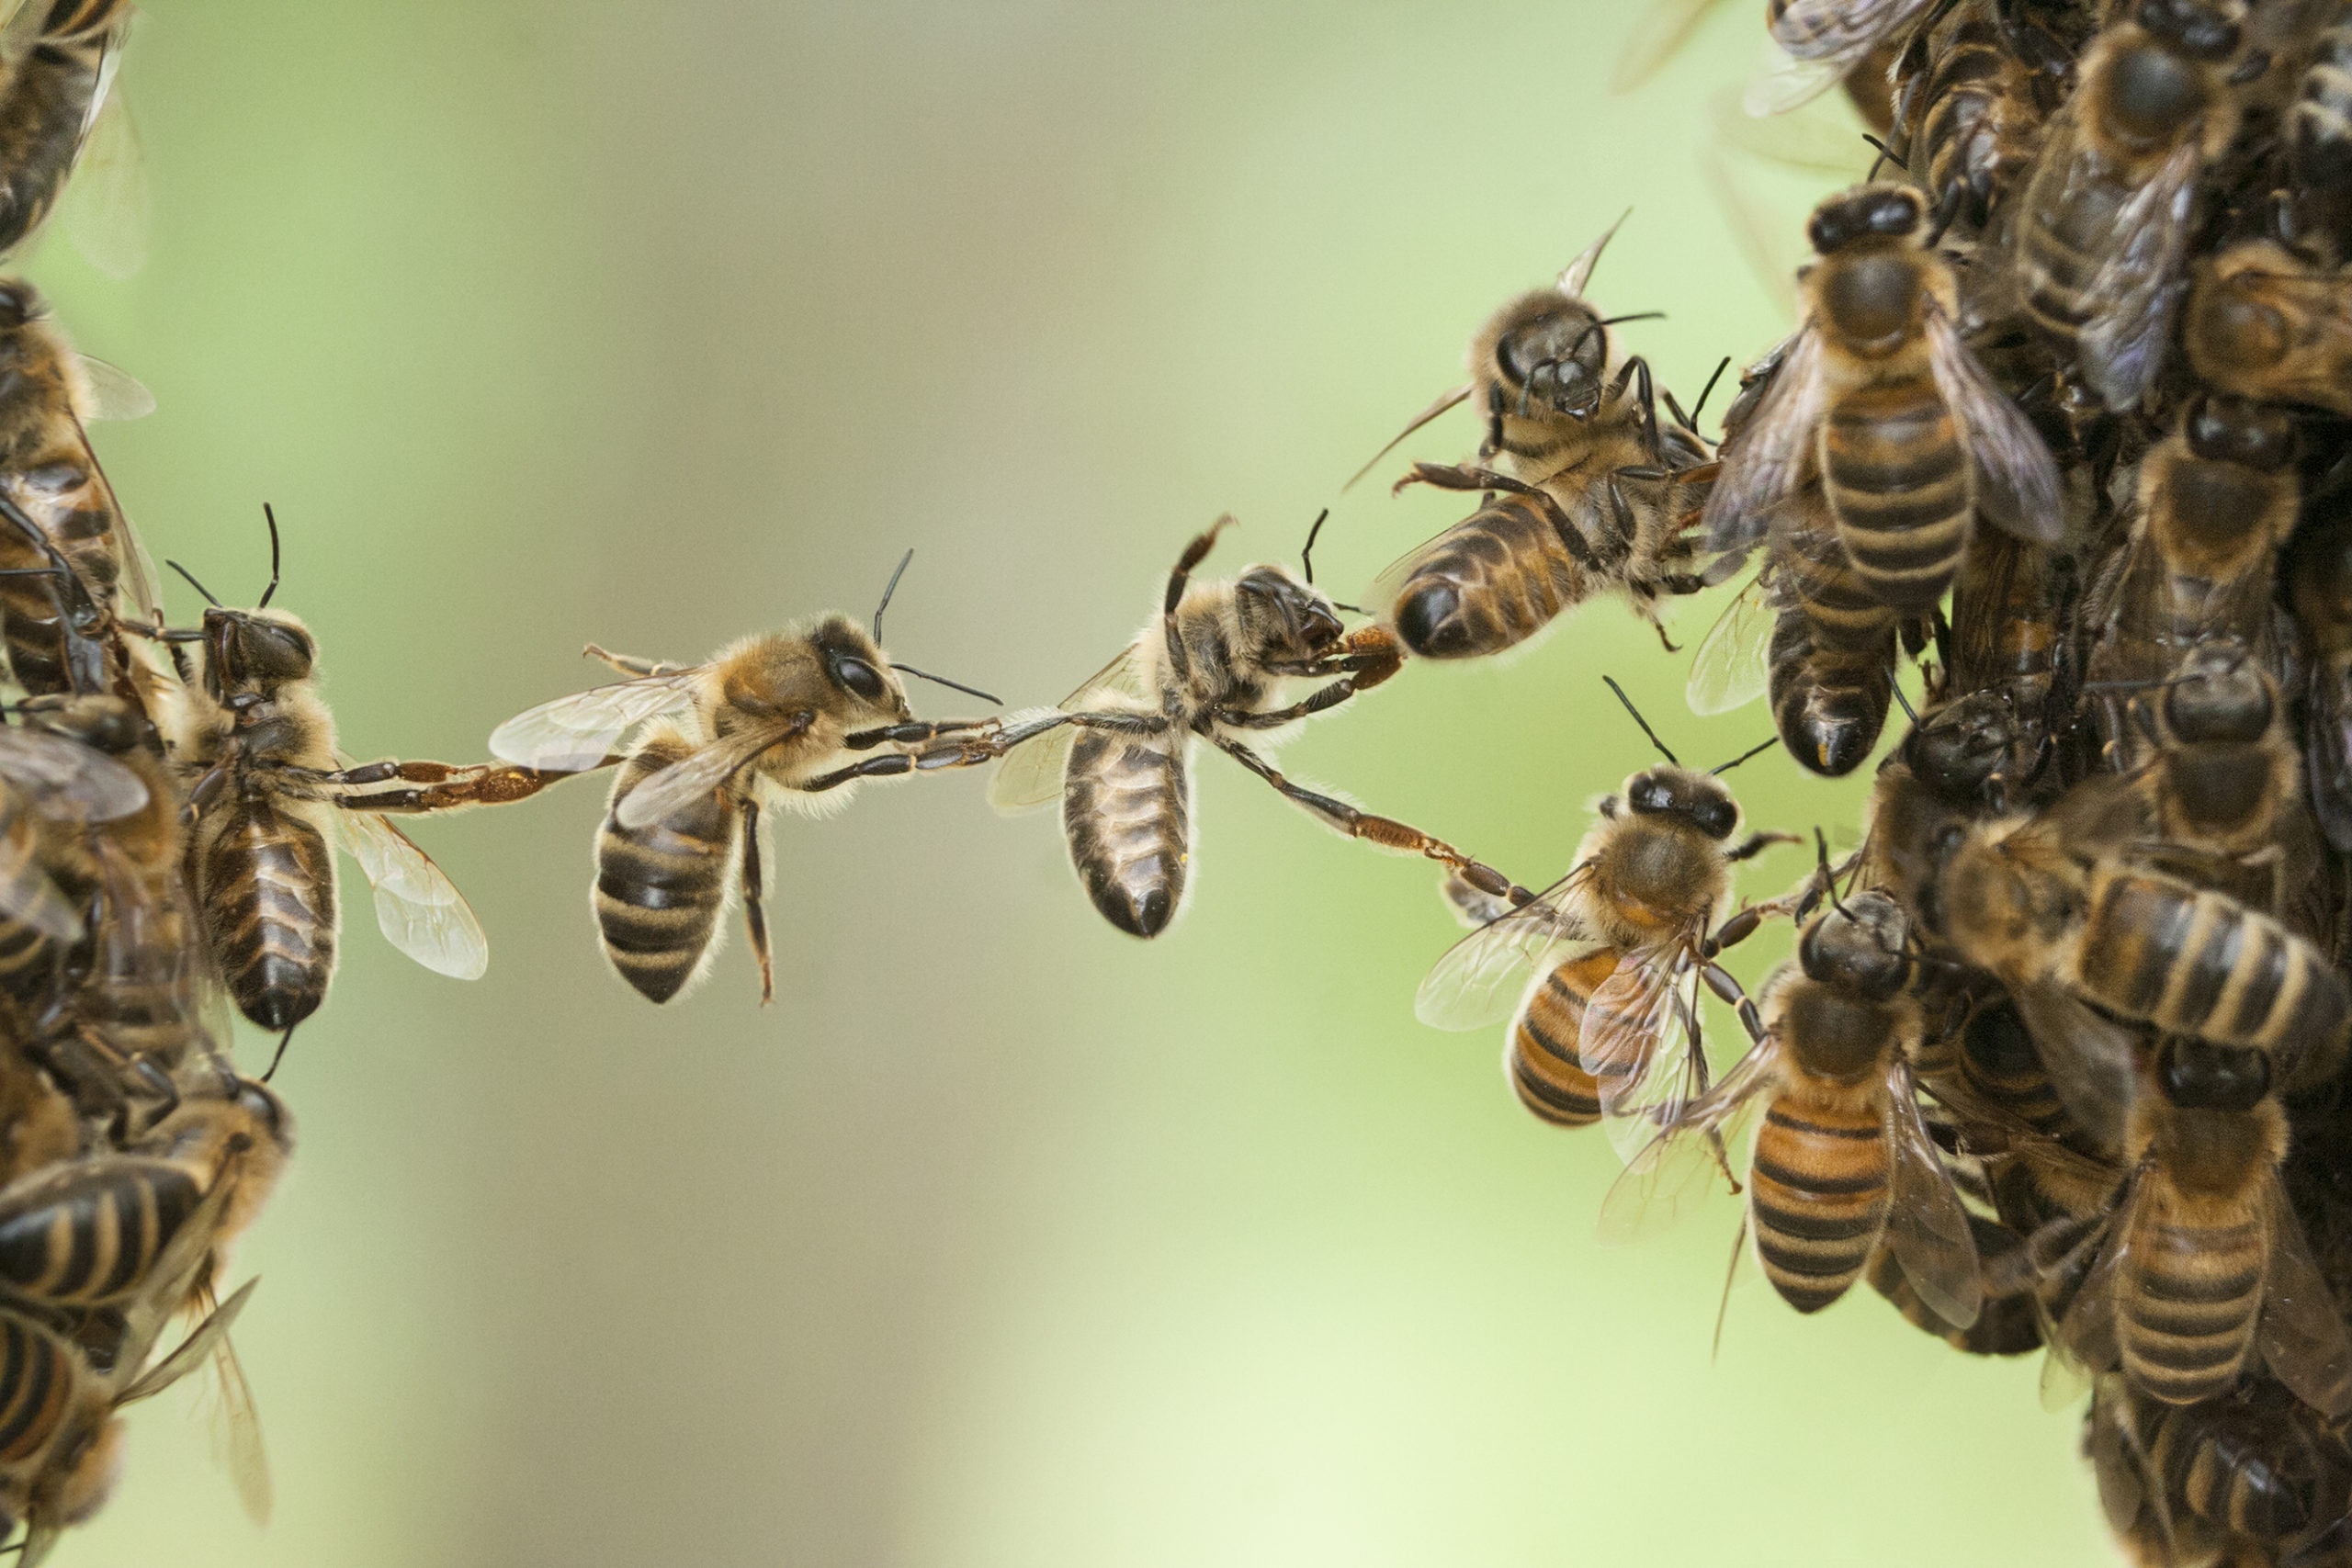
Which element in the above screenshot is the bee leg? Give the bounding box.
[797,753,915,793]
[1160,516,1235,685]
[840,718,995,752]
[911,710,1169,773]
[1208,734,1533,906]
[311,759,612,814]
[1699,960,1765,1043]
[1396,463,1603,570]
[1214,652,1403,729]
[1723,830,1801,864]
[582,644,684,679]
[740,806,774,1007]
[262,1027,297,1084]
[1481,384,1504,457]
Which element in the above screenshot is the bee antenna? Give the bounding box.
[263,1025,296,1083]
[1688,355,1732,426]
[1600,675,1679,767]
[892,663,1002,706]
[1813,826,1853,918]
[166,559,220,608]
[872,548,916,642]
[256,503,282,610]
[1568,310,1668,365]
[1891,682,1919,724]
[1709,736,1777,775]
[1862,133,1906,177]
[1299,507,1331,586]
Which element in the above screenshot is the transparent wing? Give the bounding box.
[0,825,76,943]
[1767,0,1937,66]
[1587,943,1710,1165]
[337,810,489,981]
[56,42,149,282]
[1741,48,1846,118]
[987,643,1148,814]
[1698,325,1825,554]
[1924,299,2062,543]
[1597,1034,1777,1245]
[1414,864,1595,1031]
[1611,0,1721,93]
[73,355,153,421]
[1883,1063,1984,1329]
[2013,984,2136,1158]
[1557,209,1629,299]
[1700,147,1807,321]
[1438,867,1519,930]
[488,666,707,771]
[2045,1187,2135,1411]
[121,1276,260,1404]
[613,714,812,833]
[2258,1179,2352,1420]
[0,728,145,819]
[2076,140,2200,409]
[1685,562,1777,716]
[187,1281,270,1526]
[1706,83,1871,174]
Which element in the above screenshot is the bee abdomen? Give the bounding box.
[1507,949,1620,1127]
[0,1157,201,1305]
[2152,1399,2331,1540]
[0,794,62,998]
[1769,606,1894,778]
[0,28,104,259]
[1063,730,1189,939]
[2086,872,2349,1064]
[1386,492,1586,660]
[593,743,737,1005]
[1821,383,1971,610]
[0,1313,72,1463]
[2120,1215,2265,1404]
[1750,1098,1889,1314]
[196,802,336,1032]
[1867,1213,2041,1355]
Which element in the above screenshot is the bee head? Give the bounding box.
[1805,184,1924,256]
[2162,639,2270,745]
[1235,567,1344,662]
[1795,889,1912,1001]
[204,607,316,694]
[234,1077,296,1156]
[1623,767,1739,840]
[2156,1036,2271,1112]
[1490,295,1611,418]
[2135,0,2240,62]
[1899,692,2014,805]
[2185,394,2295,470]
[0,279,43,333]
[805,615,910,719]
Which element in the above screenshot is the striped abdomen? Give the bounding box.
[1749,1086,1889,1313]
[1768,602,1894,777]
[1913,9,2037,233]
[1384,491,1589,660]
[0,1156,201,1306]
[2290,6,2352,252]
[2017,124,2143,355]
[194,798,336,1032]
[1062,728,1188,939]
[0,784,66,1000]
[0,1312,76,1465]
[1866,1214,2041,1355]
[2077,868,2349,1066]
[2144,1395,2331,1540]
[0,4,119,259]
[0,452,130,697]
[1958,996,2073,1140]
[1507,948,1621,1126]
[1818,377,1970,611]
[2119,1181,2265,1405]
[594,738,738,1004]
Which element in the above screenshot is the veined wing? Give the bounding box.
[187,1280,271,1526]
[1706,82,1871,174]
[0,726,145,818]
[1587,943,1713,1166]
[1414,863,1595,1031]
[490,663,709,771]
[57,25,148,281]
[1685,558,1776,716]
[1924,298,2061,543]
[338,807,489,981]
[1883,1062,1983,1329]
[73,355,153,420]
[988,641,1151,814]
[2042,1180,2137,1411]
[613,712,813,832]
[1698,324,1823,553]
[2258,1179,2352,1420]
[2077,139,2201,411]
[1598,1032,1778,1245]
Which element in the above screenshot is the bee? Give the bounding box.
[979,519,1528,940]
[1914,990,2081,1144]
[2009,0,2250,409]
[1868,1210,2046,1355]
[2093,1378,2351,1558]
[1888,0,2073,240]
[492,553,1003,1000]
[0,0,136,264]
[2283,2,2352,264]
[1701,183,2063,615]
[2290,480,2352,853]
[2052,1058,2352,1417]
[1599,885,1984,1328]
[1749,0,1943,118]
[1414,682,1788,1157]
[1353,220,1716,660]
[2080,397,2299,760]
[0,712,150,1003]
[1860,689,2022,931]
[2183,240,2352,413]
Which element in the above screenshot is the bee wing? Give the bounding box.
[1767,0,1938,65]
[1697,324,1824,554]
[1700,147,1808,321]
[488,666,708,771]
[0,728,146,819]
[55,32,149,282]
[1589,945,1710,1165]
[337,810,489,981]
[2012,985,2135,1158]
[987,643,1148,814]
[1706,83,1874,175]
[1597,1035,1776,1245]
[2044,1190,2134,1410]
[1611,0,1720,93]
[2258,1178,2352,1420]
[120,1276,260,1405]
[1413,866,1595,1031]
[1883,1063,1984,1330]
[2076,139,2200,410]
[1924,299,2063,545]
[1684,559,1777,716]
[1438,868,1520,930]
[175,1280,271,1526]
[72,355,153,421]
[0,824,77,943]
[2304,658,2352,853]
[1741,45,1848,117]
[2086,1380,2147,1537]
[612,714,813,833]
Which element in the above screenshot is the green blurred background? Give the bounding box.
[41,2,2113,1563]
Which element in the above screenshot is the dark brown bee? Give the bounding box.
[2009,0,2249,407]
[2093,1380,2349,1558]
[1702,183,2063,615]
[1868,1211,2045,1355]
[2283,0,2352,264]
[1890,0,2069,239]
[980,520,1524,940]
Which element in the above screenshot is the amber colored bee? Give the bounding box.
[0,716,148,1003]
[978,519,1525,940]
[2184,240,2352,414]
[1868,1210,2046,1355]
[1702,183,2063,615]
[1416,683,1787,1156]
[2053,1059,2352,1417]
[2009,0,2250,408]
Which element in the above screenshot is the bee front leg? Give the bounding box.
[909,710,1170,773]
[302,759,612,815]
[741,805,773,1006]
[582,644,686,679]
[840,718,995,752]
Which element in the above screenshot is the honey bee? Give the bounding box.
[978,518,1528,940]
[2290,480,2352,853]
[2009,0,2251,409]
[1868,1210,2047,1354]
[492,554,1002,999]
[2283,2,2352,264]
[0,0,137,265]
[2183,239,2352,413]
[1749,0,1942,117]
[1414,682,1788,1157]
[0,716,148,998]
[1599,886,1985,1327]
[2052,1061,2352,1417]
[1353,220,1717,660]
[1946,527,2065,780]
[1701,183,2063,615]
[2091,1378,2350,1561]
[1888,0,2073,240]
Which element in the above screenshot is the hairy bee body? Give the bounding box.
[1748,1069,1893,1311]
[1897,0,2054,236]
[1062,728,1191,940]
[1508,947,1623,1126]
[0,1157,200,1307]
[591,729,741,1007]
[1767,498,1898,775]
[189,798,334,1034]
[1385,489,1601,660]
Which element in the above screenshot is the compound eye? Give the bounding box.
[831,654,887,703]
[1864,187,1922,236]
[0,285,30,329]
[1693,798,1736,839]
[1628,774,1674,815]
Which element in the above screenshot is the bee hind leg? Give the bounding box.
[740,806,773,1007]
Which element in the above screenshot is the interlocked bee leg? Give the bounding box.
[839,718,996,752]
[1207,733,1532,906]
[908,710,1171,774]
[305,759,612,815]
[1216,637,1403,730]
[582,643,689,679]
[1393,461,1604,569]
[740,805,774,1007]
